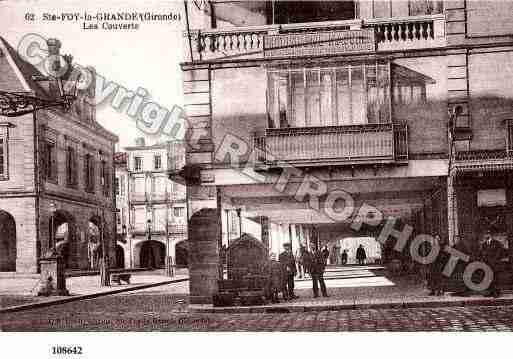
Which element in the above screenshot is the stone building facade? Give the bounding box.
[0,37,118,273]
[178,0,513,303]
[115,139,187,270]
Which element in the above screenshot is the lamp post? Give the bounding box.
[146,218,152,269]
[49,202,56,253]
[128,224,134,269]
[447,105,463,246]
[99,208,110,286]
[122,224,127,268]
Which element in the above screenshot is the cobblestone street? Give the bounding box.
[2,286,513,331]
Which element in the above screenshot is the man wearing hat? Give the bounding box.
[279,242,299,299]
[480,229,504,297]
[309,242,329,298]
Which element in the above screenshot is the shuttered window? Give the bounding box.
[84,153,95,192]
[0,134,7,180]
[66,146,78,187]
[43,141,58,182]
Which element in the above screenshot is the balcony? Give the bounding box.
[168,142,186,175]
[187,14,445,61]
[150,192,185,202]
[168,224,187,234]
[130,192,147,203]
[253,123,408,169]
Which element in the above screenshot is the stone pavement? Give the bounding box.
[2,281,513,331]
[0,269,189,310]
[192,265,513,313]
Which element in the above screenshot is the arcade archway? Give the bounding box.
[139,240,165,269]
[51,210,77,269]
[175,240,188,267]
[0,210,16,271]
[115,245,125,269]
[339,236,383,265]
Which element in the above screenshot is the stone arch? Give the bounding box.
[175,240,188,267]
[0,210,16,271]
[137,240,166,269]
[51,210,78,269]
[115,244,125,269]
[338,236,383,265]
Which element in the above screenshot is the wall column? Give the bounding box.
[261,216,269,254]
[188,184,221,304]
[447,174,459,246]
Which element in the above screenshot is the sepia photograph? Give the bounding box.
[1,1,513,351]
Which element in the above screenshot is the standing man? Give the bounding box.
[341,249,348,265]
[480,230,504,298]
[356,244,367,265]
[308,242,329,298]
[279,243,299,299]
[321,245,330,264]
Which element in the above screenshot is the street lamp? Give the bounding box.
[0,39,79,118]
[147,219,152,241]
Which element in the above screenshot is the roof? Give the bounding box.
[0,36,119,142]
[0,36,51,99]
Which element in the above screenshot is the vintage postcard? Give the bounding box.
[1,0,513,352]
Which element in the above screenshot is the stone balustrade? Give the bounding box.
[186,15,445,61]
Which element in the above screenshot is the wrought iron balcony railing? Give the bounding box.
[253,123,408,168]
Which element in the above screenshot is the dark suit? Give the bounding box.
[279,250,297,298]
[309,250,328,297]
[480,239,505,296]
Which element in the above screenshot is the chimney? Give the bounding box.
[46,38,61,74]
[46,38,62,98]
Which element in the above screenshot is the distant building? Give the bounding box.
[0,37,118,273]
[115,138,187,269]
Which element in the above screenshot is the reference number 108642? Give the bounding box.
[51,346,83,355]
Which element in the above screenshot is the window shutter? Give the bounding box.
[90,157,95,191]
[84,154,89,189]
[41,143,48,180]
[50,145,57,180]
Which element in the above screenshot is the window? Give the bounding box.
[273,1,355,24]
[115,177,120,195]
[43,141,58,182]
[84,153,95,192]
[154,155,162,170]
[134,156,142,171]
[268,62,391,128]
[0,133,8,180]
[101,160,111,197]
[173,207,185,218]
[66,146,77,187]
[120,175,125,196]
[409,0,443,16]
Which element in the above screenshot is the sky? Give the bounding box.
[0,0,189,149]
